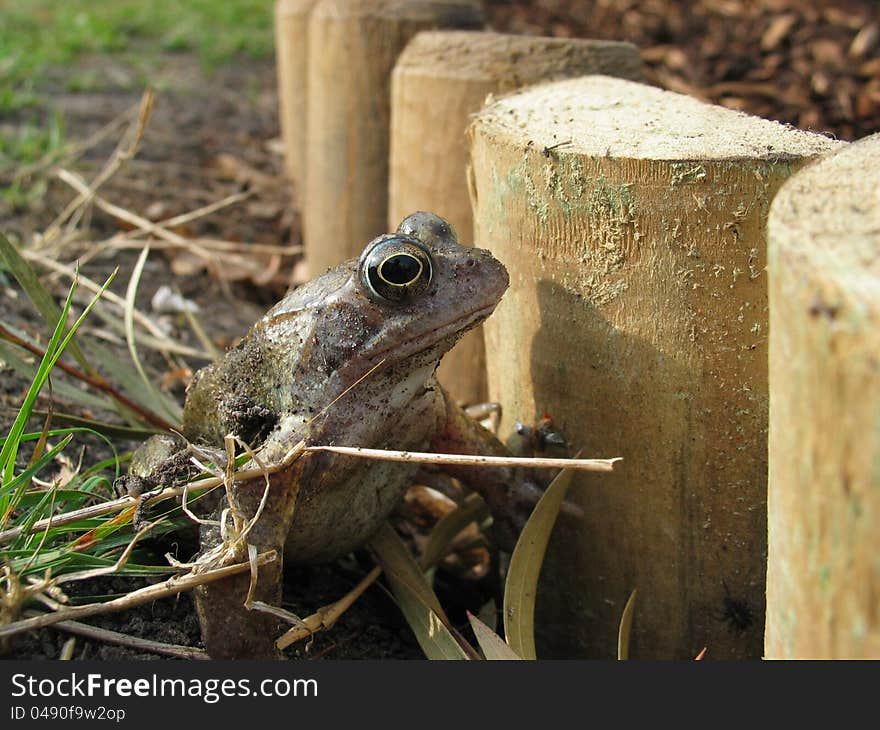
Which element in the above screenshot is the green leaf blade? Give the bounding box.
[503,468,575,661]
[369,522,473,661]
[468,612,523,660]
[617,589,637,660]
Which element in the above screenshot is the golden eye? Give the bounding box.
[359,234,433,303]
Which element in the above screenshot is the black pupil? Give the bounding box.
[381,254,420,285]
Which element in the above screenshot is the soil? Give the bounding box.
[1,1,877,660]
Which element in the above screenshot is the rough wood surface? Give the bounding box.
[275,0,318,199]
[389,31,642,404]
[303,0,483,277]
[469,75,843,659]
[765,133,880,659]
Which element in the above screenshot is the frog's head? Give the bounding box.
[265,212,508,405]
[352,211,509,369]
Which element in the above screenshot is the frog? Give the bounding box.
[133,212,543,659]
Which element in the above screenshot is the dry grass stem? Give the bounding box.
[6,100,139,185]
[98,237,301,257]
[275,565,384,650]
[40,89,155,246]
[54,522,158,586]
[50,169,296,285]
[128,189,253,234]
[21,252,205,357]
[0,439,603,546]
[182,304,220,360]
[0,551,277,640]
[48,618,209,660]
[59,636,77,660]
[56,168,190,245]
[306,446,622,472]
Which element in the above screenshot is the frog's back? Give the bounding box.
[182,265,355,446]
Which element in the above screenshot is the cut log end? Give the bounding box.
[394,30,643,87]
[472,75,844,161]
[770,134,880,295]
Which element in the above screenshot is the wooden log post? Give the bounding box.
[389,31,643,404]
[303,0,483,277]
[765,133,879,659]
[275,0,319,201]
[468,76,843,659]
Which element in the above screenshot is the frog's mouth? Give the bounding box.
[363,301,498,369]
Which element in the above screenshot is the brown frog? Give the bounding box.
[136,212,539,659]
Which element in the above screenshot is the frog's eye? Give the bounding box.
[359,234,433,303]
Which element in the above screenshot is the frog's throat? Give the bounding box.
[364,301,497,368]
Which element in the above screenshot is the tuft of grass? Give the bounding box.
[0,231,201,650]
[0,112,65,209]
[0,270,180,647]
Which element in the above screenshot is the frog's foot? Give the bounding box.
[194,554,284,660]
[192,451,307,659]
[433,389,581,552]
[463,401,502,434]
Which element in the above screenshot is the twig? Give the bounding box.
[306,446,622,472]
[275,565,384,650]
[0,551,277,640]
[102,237,300,257]
[0,322,176,431]
[47,618,208,660]
[20,252,209,359]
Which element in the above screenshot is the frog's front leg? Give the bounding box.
[193,449,307,660]
[430,387,545,551]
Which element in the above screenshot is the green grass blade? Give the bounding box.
[0,339,114,412]
[420,493,490,570]
[0,232,91,372]
[617,589,637,660]
[83,340,182,426]
[40,412,161,441]
[467,612,523,660]
[0,277,77,495]
[123,245,181,424]
[0,433,72,504]
[503,468,575,660]
[369,522,472,660]
[0,270,115,512]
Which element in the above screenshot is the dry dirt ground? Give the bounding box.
[2,1,877,660]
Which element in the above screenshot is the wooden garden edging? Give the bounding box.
[468,75,842,659]
[277,8,876,658]
[302,0,483,276]
[389,30,643,404]
[765,132,880,659]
